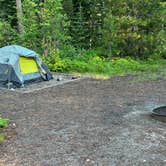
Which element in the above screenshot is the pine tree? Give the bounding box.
[63,0,106,49]
[103,0,163,58]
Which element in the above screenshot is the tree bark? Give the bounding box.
[16,0,24,33]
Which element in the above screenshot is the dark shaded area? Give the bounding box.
[152,106,166,123]
[152,106,166,117]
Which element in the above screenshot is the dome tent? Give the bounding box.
[0,45,53,88]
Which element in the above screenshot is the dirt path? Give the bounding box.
[0,76,166,166]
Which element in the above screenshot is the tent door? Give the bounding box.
[19,57,39,74]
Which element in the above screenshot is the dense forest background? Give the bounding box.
[0,0,165,76]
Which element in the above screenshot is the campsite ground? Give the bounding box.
[0,74,166,166]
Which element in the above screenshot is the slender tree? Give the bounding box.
[16,0,24,33]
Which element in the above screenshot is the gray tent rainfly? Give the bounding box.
[0,45,53,88]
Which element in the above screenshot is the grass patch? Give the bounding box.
[0,134,5,142]
[132,69,166,83]
[0,117,9,143]
[0,118,9,128]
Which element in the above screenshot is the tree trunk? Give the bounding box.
[16,0,24,33]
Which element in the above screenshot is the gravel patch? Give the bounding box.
[0,75,165,166]
[0,73,83,93]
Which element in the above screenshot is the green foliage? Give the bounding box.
[44,49,166,77]
[0,117,9,143]
[0,0,16,24]
[64,0,105,49]
[0,0,165,75]
[0,117,9,128]
[17,0,70,55]
[0,21,17,47]
[103,0,165,59]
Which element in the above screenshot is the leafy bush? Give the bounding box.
[44,49,166,77]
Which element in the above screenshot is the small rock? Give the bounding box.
[57,77,62,81]
[86,159,90,162]
[71,76,77,80]
[12,123,16,128]
[91,160,95,164]
[7,136,12,139]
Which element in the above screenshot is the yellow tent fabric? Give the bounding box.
[19,57,39,74]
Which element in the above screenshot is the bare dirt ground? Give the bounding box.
[0,75,166,166]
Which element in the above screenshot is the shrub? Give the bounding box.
[43,48,166,77]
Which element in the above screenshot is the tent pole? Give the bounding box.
[7,61,11,89]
